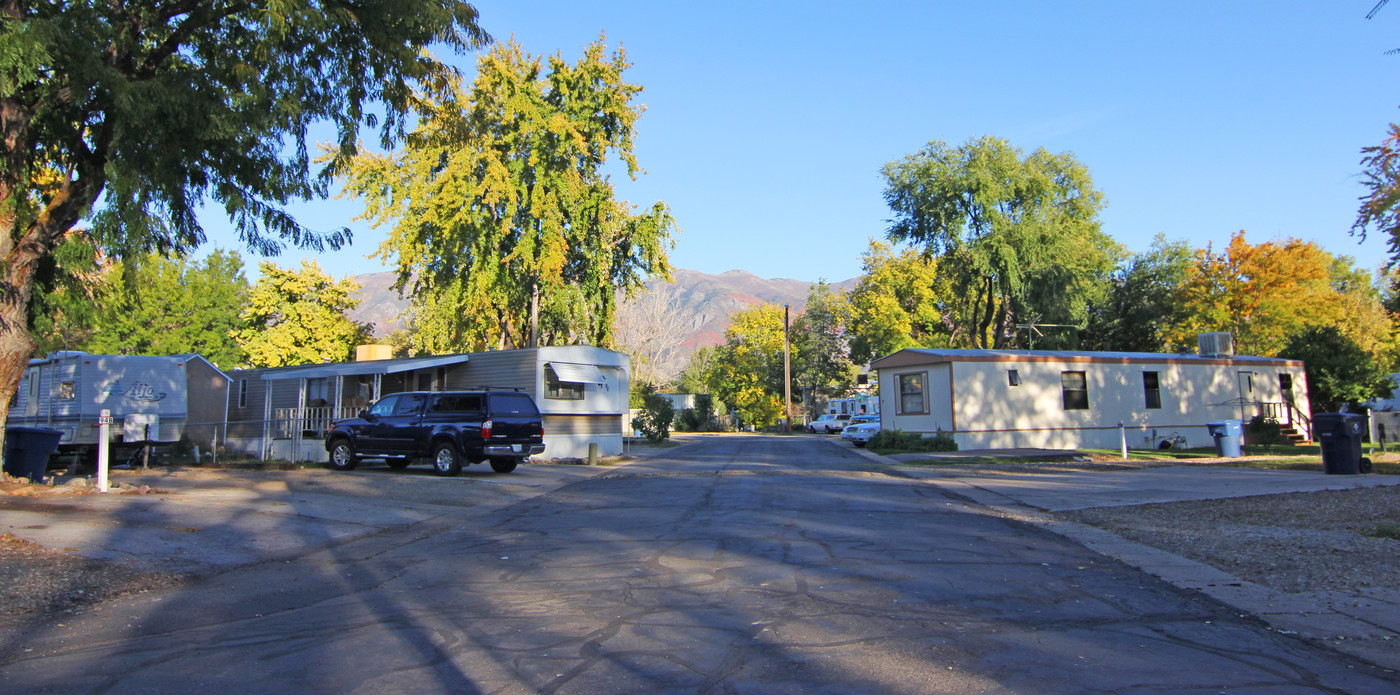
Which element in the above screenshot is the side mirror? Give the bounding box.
[358,410,373,421]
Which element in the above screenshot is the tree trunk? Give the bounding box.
[528,280,540,348]
[991,299,1010,349]
[0,259,39,467]
[977,277,996,349]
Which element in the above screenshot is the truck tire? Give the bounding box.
[432,442,462,476]
[329,440,359,471]
[489,458,519,473]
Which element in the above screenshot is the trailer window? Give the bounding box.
[1143,372,1161,410]
[898,373,927,415]
[545,365,584,400]
[58,381,75,400]
[1061,372,1089,410]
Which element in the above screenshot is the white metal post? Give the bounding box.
[1119,421,1128,460]
[97,408,110,492]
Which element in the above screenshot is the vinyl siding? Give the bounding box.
[543,414,624,436]
[447,350,538,397]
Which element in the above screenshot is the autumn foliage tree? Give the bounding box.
[1168,231,1338,357]
[235,261,372,368]
[709,304,786,429]
[846,240,951,364]
[340,38,676,354]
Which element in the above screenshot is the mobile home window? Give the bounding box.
[238,379,247,409]
[1008,369,1021,387]
[1143,372,1161,410]
[898,373,927,415]
[306,377,329,405]
[58,381,75,400]
[1061,371,1089,410]
[545,365,584,400]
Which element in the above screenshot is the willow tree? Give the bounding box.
[341,38,676,353]
[0,0,487,439]
[882,137,1119,349]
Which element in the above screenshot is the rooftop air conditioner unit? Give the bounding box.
[1198,332,1234,358]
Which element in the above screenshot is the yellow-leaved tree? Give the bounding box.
[235,261,372,368]
[709,304,787,429]
[1169,231,1336,356]
[337,37,676,353]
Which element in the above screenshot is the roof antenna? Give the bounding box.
[1014,314,1078,350]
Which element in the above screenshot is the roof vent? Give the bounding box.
[1198,332,1234,358]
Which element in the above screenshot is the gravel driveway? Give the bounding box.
[1060,485,1400,594]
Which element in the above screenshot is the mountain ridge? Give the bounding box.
[347,268,860,354]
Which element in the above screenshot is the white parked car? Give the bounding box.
[808,414,850,434]
[841,420,881,447]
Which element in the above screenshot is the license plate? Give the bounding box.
[511,444,523,453]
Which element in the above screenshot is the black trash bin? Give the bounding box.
[1314,413,1368,475]
[3,427,63,483]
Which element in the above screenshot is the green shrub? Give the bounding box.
[868,429,958,452]
[1372,522,1400,541]
[1246,415,1290,446]
[674,394,719,432]
[634,393,675,442]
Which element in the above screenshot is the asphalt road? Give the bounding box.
[3,435,1397,694]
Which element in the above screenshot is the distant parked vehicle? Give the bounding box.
[808,414,850,434]
[325,390,545,475]
[841,421,881,447]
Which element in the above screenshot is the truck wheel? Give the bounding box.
[329,440,359,471]
[385,457,411,470]
[432,443,462,476]
[489,458,519,473]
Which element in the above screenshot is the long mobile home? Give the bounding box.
[870,343,1311,451]
[224,346,631,462]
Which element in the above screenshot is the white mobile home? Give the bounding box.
[224,345,631,461]
[870,345,1311,451]
[14,352,230,453]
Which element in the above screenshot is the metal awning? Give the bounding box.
[262,354,470,381]
[547,362,608,384]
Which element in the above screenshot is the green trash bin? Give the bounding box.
[3,427,63,483]
[1206,420,1243,457]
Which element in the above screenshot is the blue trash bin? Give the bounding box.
[1206,420,1243,458]
[3,427,63,483]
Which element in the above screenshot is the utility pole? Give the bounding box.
[784,305,792,434]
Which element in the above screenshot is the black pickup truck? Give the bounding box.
[324,390,545,475]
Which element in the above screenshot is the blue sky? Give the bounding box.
[202,2,1400,284]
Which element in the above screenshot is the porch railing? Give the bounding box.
[1257,401,1312,441]
[273,406,360,439]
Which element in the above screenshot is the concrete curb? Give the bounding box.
[833,439,1400,673]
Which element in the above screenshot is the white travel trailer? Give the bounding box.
[13,352,230,455]
[870,341,1311,451]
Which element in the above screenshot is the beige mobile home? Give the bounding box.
[870,346,1311,451]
